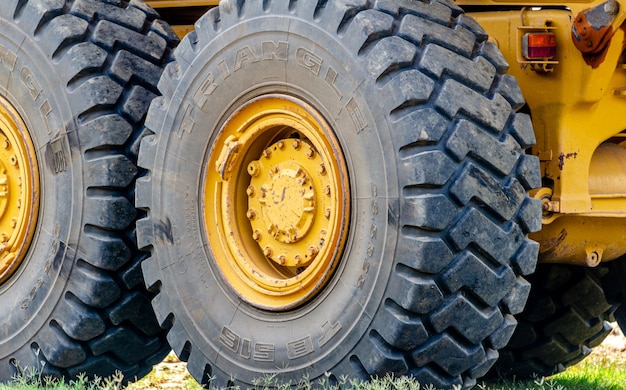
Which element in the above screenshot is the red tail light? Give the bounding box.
[522,33,557,60]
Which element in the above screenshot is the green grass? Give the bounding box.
[547,354,626,390]
[1,351,624,389]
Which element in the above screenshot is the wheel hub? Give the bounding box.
[0,97,39,285]
[204,94,349,311]
[247,140,331,268]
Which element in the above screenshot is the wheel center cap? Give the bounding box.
[257,160,315,244]
[247,140,326,268]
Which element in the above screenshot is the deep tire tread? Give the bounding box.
[139,0,541,387]
[491,264,617,379]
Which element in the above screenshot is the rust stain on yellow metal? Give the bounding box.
[571,1,620,68]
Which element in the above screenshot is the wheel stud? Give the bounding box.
[246,209,257,220]
[248,161,261,177]
[246,185,255,197]
[263,246,273,258]
[292,139,301,150]
[253,230,262,241]
[307,246,319,260]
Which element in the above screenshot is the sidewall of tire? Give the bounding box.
[0,22,80,360]
[152,16,399,380]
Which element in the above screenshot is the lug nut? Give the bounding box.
[248,161,261,177]
[264,247,273,258]
[253,230,262,241]
[246,209,257,220]
[292,139,301,150]
[246,185,255,197]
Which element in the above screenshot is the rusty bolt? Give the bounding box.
[306,147,315,159]
[253,230,262,241]
[294,254,303,266]
[324,208,331,219]
[307,246,319,260]
[263,246,273,258]
[585,251,601,267]
[318,164,326,175]
[2,139,9,150]
[248,161,261,177]
[246,209,257,220]
[278,255,286,266]
[277,141,285,150]
[263,148,272,158]
[246,185,255,197]
[543,200,560,213]
[324,185,331,196]
[292,139,301,150]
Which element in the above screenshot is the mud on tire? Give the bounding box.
[138,0,542,388]
[0,0,176,383]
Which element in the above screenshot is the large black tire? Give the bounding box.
[0,0,176,383]
[138,0,542,388]
[491,263,616,379]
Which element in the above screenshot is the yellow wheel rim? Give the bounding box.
[204,95,350,311]
[0,96,39,285]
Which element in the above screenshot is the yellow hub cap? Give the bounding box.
[204,95,349,311]
[0,97,39,285]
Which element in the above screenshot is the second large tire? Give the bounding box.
[138,0,542,388]
[490,263,616,379]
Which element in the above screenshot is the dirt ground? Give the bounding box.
[592,324,626,357]
[127,324,626,389]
